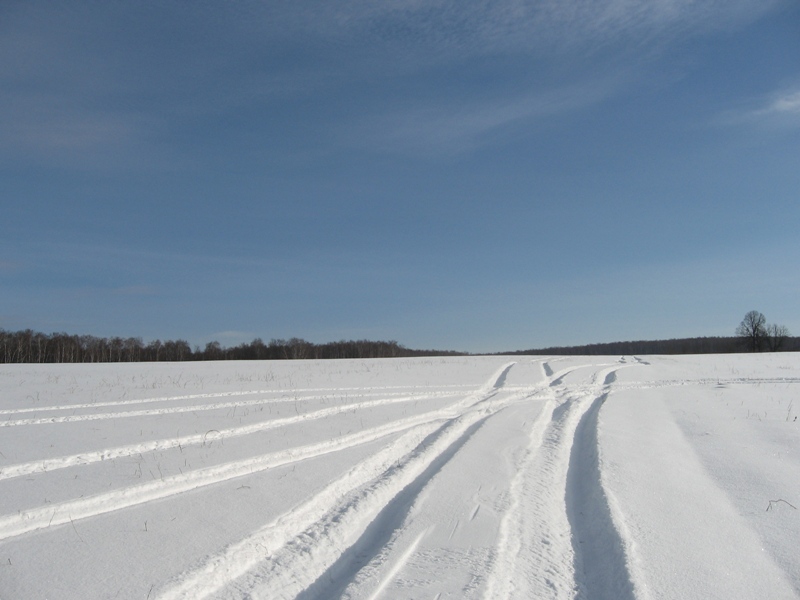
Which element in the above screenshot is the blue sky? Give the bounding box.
[2,1,799,353]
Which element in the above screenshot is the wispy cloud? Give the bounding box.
[0,0,787,167]
[344,79,615,155]
[719,85,800,129]
[291,0,784,59]
[0,90,143,151]
[760,89,800,116]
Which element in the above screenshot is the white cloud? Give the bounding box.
[720,86,800,128]
[764,90,800,115]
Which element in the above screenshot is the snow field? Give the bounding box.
[0,355,798,599]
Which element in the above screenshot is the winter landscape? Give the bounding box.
[1,354,798,599]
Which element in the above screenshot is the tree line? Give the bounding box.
[510,311,794,356]
[509,336,743,356]
[0,329,461,364]
[2,310,794,363]
[510,335,799,356]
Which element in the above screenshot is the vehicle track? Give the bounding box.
[0,390,463,427]
[0,364,518,542]
[156,360,624,599]
[484,360,642,599]
[0,391,461,481]
[154,363,521,600]
[4,355,798,600]
[0,385,472,416]
[1,358,651,600]
[566,391,636,600]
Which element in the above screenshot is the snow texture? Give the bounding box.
[0,354,798,599]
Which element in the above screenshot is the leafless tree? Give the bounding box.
[736,310,767,352]
[765,323,790,352]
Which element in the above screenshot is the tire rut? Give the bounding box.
[294,416,489,600]
[154,364,518,600]
[565,392,636,600]
[484,362,642,599]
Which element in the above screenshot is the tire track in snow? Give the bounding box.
[158,366,592,599]
[0,414,439,542]
[0,385,473,416]
[0,390,461,427]
[483,397,558,599]
[0,390,281,416]
[362,527,430,600]
[484,391,594,598]
[484,362,642,599]
[548,367,585,387]
[566,391,636,600]
[543,360,618,390]
[154,363,518,600]
[294,418,489,600]
[0,364,517,543]
[0,391,460,481]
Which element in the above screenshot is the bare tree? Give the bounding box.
[736,310,767,352]
[765,323,790,352]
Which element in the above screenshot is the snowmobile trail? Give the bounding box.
[0,390,461,481]
[155,363,519,600]
[484,362,640,599]
[0,384,475,417]
[0,390,462,427]
[292,416,489,600]
[566,391,636,600]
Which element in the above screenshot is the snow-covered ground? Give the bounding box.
[1,354,798,599]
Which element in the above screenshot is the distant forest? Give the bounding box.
[0,329,461,364]
[507,336,799,356]
[1,328,797,364]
